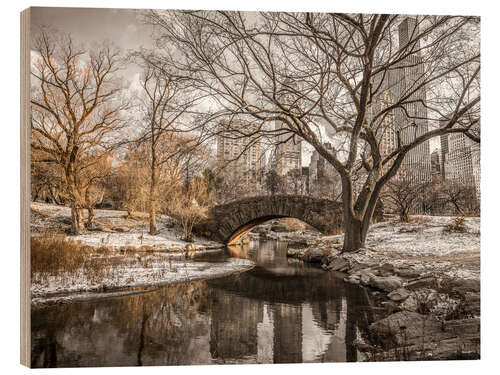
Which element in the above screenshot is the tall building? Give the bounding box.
[385,17,432,183]
[367,89,397,175]
[440,130,479,198]
[471,142,480,201]
[440,133,449,180]
[273,126,302,177]
[272,79,303,177]
[431,149,441,178]
[308,143,341,199]
[216,119,264,185]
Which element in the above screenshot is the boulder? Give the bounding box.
[369,275,402,292]
[359,270,376,286]
[405,276,437,290]
[396,267,422,279]
[369,311,441,348]
[302,247,328,263]
[387,288,411,302]
[286,247,303,258]
[326,257,350,272]
[450,279,480,293]
[368,311,480,360]
[270,224,288,233]
[344,276,360,285]
[376,263,396,277]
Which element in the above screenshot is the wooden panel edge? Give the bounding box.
[20,7,31,368]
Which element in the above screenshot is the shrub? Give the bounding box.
[446,217,467,232]
[31,234,111,283]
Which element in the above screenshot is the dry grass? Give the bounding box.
[31,233,113,284]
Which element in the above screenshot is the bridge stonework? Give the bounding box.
[195,195,343,244]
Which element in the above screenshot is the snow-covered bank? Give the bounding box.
[31,202,224,252]
[30,202,249,306]
[32,256,254,307]
[344,216,480,280]
[291,216,480,281]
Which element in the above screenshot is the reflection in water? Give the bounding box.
[31,239,376,368]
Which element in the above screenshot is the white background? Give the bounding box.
[1,0,497,374]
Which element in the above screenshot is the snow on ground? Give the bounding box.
[32,255,254,304]
[340,216,480,280]
[31,202,223,250]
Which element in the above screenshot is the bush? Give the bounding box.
[446,217,467,232]
[31,234,111,283]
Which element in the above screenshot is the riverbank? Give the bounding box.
[30,202,245,305]
[286,215,480,360]
[31,202,225,252]
[31,256,254,308]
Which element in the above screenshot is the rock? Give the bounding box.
[113,225,130,233]
[376,263,396,277]
[302,247,328,263]
[369,311,441,348]
[270,224,288,233]
[368,311,480,360]
[347,261,372,274]
[381,300,400,314]
[353,338,376,352]
[396,267,422,279]
[387,288,410,302]
[86,222,104,231]
[399,288,438,312]
[369,276,403,292]
[450,279,480,293]
[359,269,376,286]
[326,257,350,272]
[344,276,360,285]
[405,276,437,290]
[286,247,303,258]
[286,238,312,249]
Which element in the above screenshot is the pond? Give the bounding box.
[31,239,378,367]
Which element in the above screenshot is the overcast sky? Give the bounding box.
[30,7,440,166]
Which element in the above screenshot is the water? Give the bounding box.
[31,239,377,367]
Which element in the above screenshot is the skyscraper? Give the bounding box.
[440,130,479,199]
[216,119,264,185]
[272,79,303,177]
[431,149,441,179]
[272,130,302,177]
[386,17,432,183]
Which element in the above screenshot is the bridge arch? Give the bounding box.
[196,195,344,244]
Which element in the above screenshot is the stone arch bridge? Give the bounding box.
[196,195,344,244]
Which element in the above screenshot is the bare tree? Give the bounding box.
[144,11,479,251]
[382,169,422,221]
[134,62,200,235]
[264,169,284,195]
[31,31,127,234]
[168,177,210,242]
[440,179,477,215]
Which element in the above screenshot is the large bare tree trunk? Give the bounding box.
[149,206,157,235]
[87,206,95,227]
[341,177,381,252]
[70,204,84,235]
[343,216,365,252]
